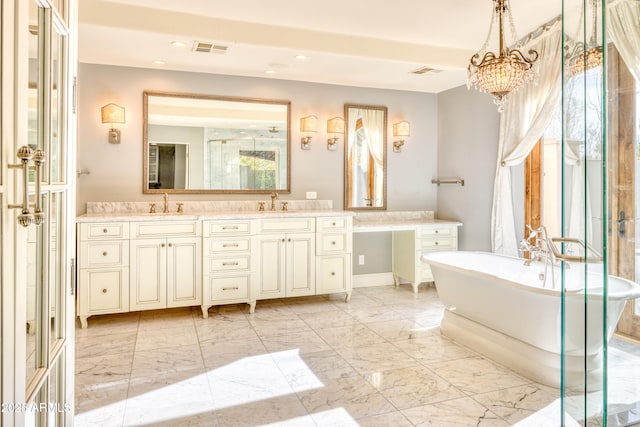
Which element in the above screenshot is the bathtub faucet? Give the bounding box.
[520,225,554,266]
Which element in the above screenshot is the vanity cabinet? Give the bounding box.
[77,222,130,329]
[202,219,256,317]
[129,221,201,311]
[392,223,459,293]
[256,218,316,300]
[315,216,352,300]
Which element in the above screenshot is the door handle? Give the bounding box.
[8,146,35,227]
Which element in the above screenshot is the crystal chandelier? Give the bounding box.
[467,0,539,112]
[566,0,602,77]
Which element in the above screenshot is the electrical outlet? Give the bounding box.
[358,255,365,265]
[306,191,317,200]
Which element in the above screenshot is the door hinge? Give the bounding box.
[70,258,76,296]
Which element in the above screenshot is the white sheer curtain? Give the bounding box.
[608,0,640,82]
[360,109,385,204]
[565,140,594,244]
[492,19,563,255]
[347,108,359,204]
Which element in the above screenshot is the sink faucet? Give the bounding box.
[163,193,169,213]
[270,192,278,211]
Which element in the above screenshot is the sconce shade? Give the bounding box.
[101,103,126,124]
[300,115,318,133]
[393,121,410,137]
[327,117,344,134]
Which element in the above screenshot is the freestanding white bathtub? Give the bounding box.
[421,251,640,390]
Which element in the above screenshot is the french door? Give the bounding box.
[1,0,77,426]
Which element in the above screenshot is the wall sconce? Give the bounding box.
[300,115,318,150]
[393,121,410,153]
[326,117,344,151]
[101,103,126,144]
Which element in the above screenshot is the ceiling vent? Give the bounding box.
[411,66,442,75]
[192,41,228,54]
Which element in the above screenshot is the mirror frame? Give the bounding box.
[142,90,291,194]
[343,103,387,210]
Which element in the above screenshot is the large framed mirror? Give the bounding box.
[143,91,291,194]
[344,104,387,209]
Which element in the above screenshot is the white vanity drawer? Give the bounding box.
[205,275,249,301]
[417,226,457,239]
[317,216,351,232]
[205,237,251,254]
[203,220,254,236]
[259,218,315,233]
[80,241,129,268]
[132,221,200,238]
[207,256,251,272]
[80,268,129,314]
[418,236,457,250]
[80,222,129,240]
[317,233,348,254]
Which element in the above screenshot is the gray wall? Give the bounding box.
[436,85,500,251]
[77,63,440,274]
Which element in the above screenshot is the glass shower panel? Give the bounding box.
[561,0,607,424]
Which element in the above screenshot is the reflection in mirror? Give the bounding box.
[144,92,290,194]
[344,104,387,209]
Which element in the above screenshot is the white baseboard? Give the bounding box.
[353,272,395,288]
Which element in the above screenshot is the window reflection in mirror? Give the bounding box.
[143,92,290,194]
[344,104,387,209]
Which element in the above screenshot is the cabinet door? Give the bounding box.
[167,237,202,307]
[256,235,286,299]
[130,238,167,311]
[286,233,316,297]
[79,268,129,314]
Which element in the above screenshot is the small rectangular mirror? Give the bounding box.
[143,91,291,194]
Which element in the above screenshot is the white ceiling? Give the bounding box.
[79,0,564,93]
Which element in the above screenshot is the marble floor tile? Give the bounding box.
[402,396,510,426]
[130,344,204,379]
[364,318,433,341]
[124,369,214,426]
[200,336,268,370]
[346,306,407,323]
[249,317,314,338]
[261,330,331,355]
[299,309,360,330]
[392,333,477,363]
[271,348,359,392]
[75,330,137,359]
[355,411,414,426]
[135,325,199,351]
[429,356,529,395]
[335,341,420,375]
[297,376,396,424]
[213,395,314,427]
[367,364,465,410]
[314,323,386,350]
[194,318,258,343]
[472,384,559,424]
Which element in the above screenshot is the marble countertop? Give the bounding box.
[76,210,354,223]
[352,211,461,232]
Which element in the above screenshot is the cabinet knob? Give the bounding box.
[102,288,107,293]
[103,228,108,233]
[435,241,439,245]
[331,272,336,276]
[102,251,108,256]
[288,238,292,242]
[435,230,439,234]
[332,222,336,226]
[331,241,336,245]
[168,243,173,247]
[161,243,166,247]
[281,238,285,242]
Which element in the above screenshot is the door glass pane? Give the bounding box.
[49,192,64,346]
[50,27,64,183]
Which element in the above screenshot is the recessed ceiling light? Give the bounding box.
[295,54,307,60]
[265,70,276,75]
[153,60,166,65]
[171,41,186,47]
